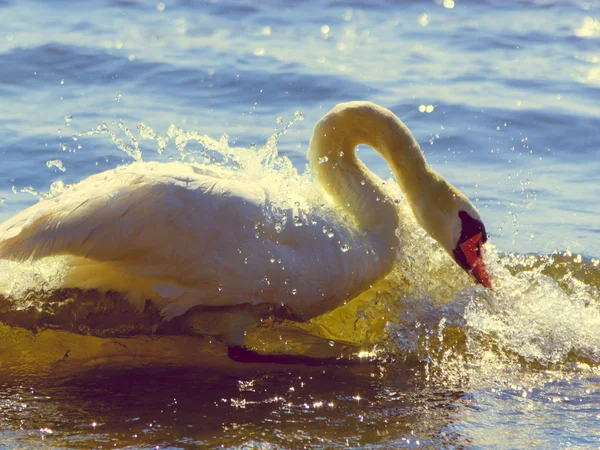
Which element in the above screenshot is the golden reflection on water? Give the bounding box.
[0,278,395,378]
[575,16,600,38]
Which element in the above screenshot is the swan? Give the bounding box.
[0,101,491,329]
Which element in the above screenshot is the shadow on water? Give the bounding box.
[0,356,469,448]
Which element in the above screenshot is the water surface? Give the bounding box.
[0,0,599,448]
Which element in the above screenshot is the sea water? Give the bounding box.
[0,0,599,448]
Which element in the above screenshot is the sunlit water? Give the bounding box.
[0,0,599,448]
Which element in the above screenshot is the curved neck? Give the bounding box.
[308,102,431,238]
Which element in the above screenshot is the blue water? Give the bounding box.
[0,0,599,448]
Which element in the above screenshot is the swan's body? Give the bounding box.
[0,102,490,326]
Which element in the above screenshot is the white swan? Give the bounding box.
[0,102,491,324]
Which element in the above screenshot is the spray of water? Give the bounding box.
[0,115,598,378]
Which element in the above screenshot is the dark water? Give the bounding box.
[1,364,456,448]
[0,0,599,448]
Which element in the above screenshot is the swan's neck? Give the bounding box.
[308,102,435,243]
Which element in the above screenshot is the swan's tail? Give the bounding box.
[0,211,74,261]
[0,191,115,262]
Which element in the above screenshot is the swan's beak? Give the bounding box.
[459,232,492,288]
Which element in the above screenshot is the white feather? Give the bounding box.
[0,101,485,323]
[0,160,393,320]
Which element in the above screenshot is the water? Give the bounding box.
[0,0,599,447]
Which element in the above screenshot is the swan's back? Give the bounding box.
[0,161,393,321]
[0,162,266,270]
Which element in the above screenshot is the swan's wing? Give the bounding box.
[0,162,268,284]
[0,161,391,320]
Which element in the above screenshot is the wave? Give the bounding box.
[0,118,597,378]
[0,43,379,108]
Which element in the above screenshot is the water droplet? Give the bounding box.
[291,288,297,295]
[275,116,283,124]
[339,151,344,157]
[156,2,165,12]
[327,230,334,238]
[294,111,304,121]
[60,79,64,85]
[270,257,276,263]
[46,159,66,172]
[328,341,335,347]
[64,115,73,125]
[340,244,350,252]
[217,284,223,291]
[318,156,329,164]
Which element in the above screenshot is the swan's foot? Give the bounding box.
[226,345,359,365]
[161,302,299,346]
[166,304,365,362]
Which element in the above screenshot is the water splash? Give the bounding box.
[137,122,169,155]
[45,159,66,172]
[75,121,142,161]
[1,114,599,377]
[382,240,600,382]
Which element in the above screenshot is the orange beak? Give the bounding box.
[459,232,492,288]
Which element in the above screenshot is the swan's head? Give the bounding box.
[412,181,492,289]
[451,209,492,289]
